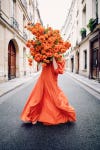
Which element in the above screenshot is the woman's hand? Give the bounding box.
[53,57,58,70]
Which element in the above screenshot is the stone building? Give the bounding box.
[61,0,100,81]
[0,0,42,82]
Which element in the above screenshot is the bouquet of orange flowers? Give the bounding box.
[25,22,71,66]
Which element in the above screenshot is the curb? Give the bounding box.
[0,83,24,97]
[66,72,100,94]
[74,78,100,94]
[0,73,40,97]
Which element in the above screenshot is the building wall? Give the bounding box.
[79,39,90,77]
[0,24,5,80]
[61,0,100,79]
[98,0,100,23]
[0,0,43,82]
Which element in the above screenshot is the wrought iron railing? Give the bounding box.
[21,0,27,10]
[10,17,19,30]
[23,31,28,40]
[93,17,98,28]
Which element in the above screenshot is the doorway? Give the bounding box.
[8,40,16,80]
[92,47,98,79]
[71,57,74,72]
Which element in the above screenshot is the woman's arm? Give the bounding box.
[53,57,65,74]
[53,57,58,70]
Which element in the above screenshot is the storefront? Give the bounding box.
[89,29,100,81]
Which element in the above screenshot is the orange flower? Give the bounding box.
[28,58,33,63]
[29,62,32,66]
[25,22,71,65]
[34,54,42,62]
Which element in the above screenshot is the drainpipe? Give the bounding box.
[98,29,100,82]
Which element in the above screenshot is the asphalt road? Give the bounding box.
[0,73,100,150]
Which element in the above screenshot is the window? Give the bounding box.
[82,4,86,27]
[23,15,25,29]
[23,47,26,70]
[93,48,98,67]
[84,50,87,69]
[76,10,79,17]
[96,0,98,19]
[92,0,98,19]
[82,0,84,4]
[10,0,16,18]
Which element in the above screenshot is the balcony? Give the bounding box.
[93,18,98,28]
[10,17,19,31]
[23,31,28,40]
[87,18,98,32]
[21,0,27,10]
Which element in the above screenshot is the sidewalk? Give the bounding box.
[0,71,100,97]
[0,71,41,97]
[66,72,100,94]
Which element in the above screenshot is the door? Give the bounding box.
[8,40,16,80]
[77,52,79,73]
[91,39,99,79]
[92,48,98,79]
[71,57,74,72]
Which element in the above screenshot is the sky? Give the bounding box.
[38,0,72,30]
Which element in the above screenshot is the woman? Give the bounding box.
[20,57,76,125]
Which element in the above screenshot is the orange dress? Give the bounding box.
[20,60,76,125]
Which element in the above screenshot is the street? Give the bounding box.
[0,73,100,150]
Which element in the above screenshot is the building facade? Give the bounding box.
[0,0,42,82]
[61,0,100,81]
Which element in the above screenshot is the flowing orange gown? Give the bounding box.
[20,59,76,125]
